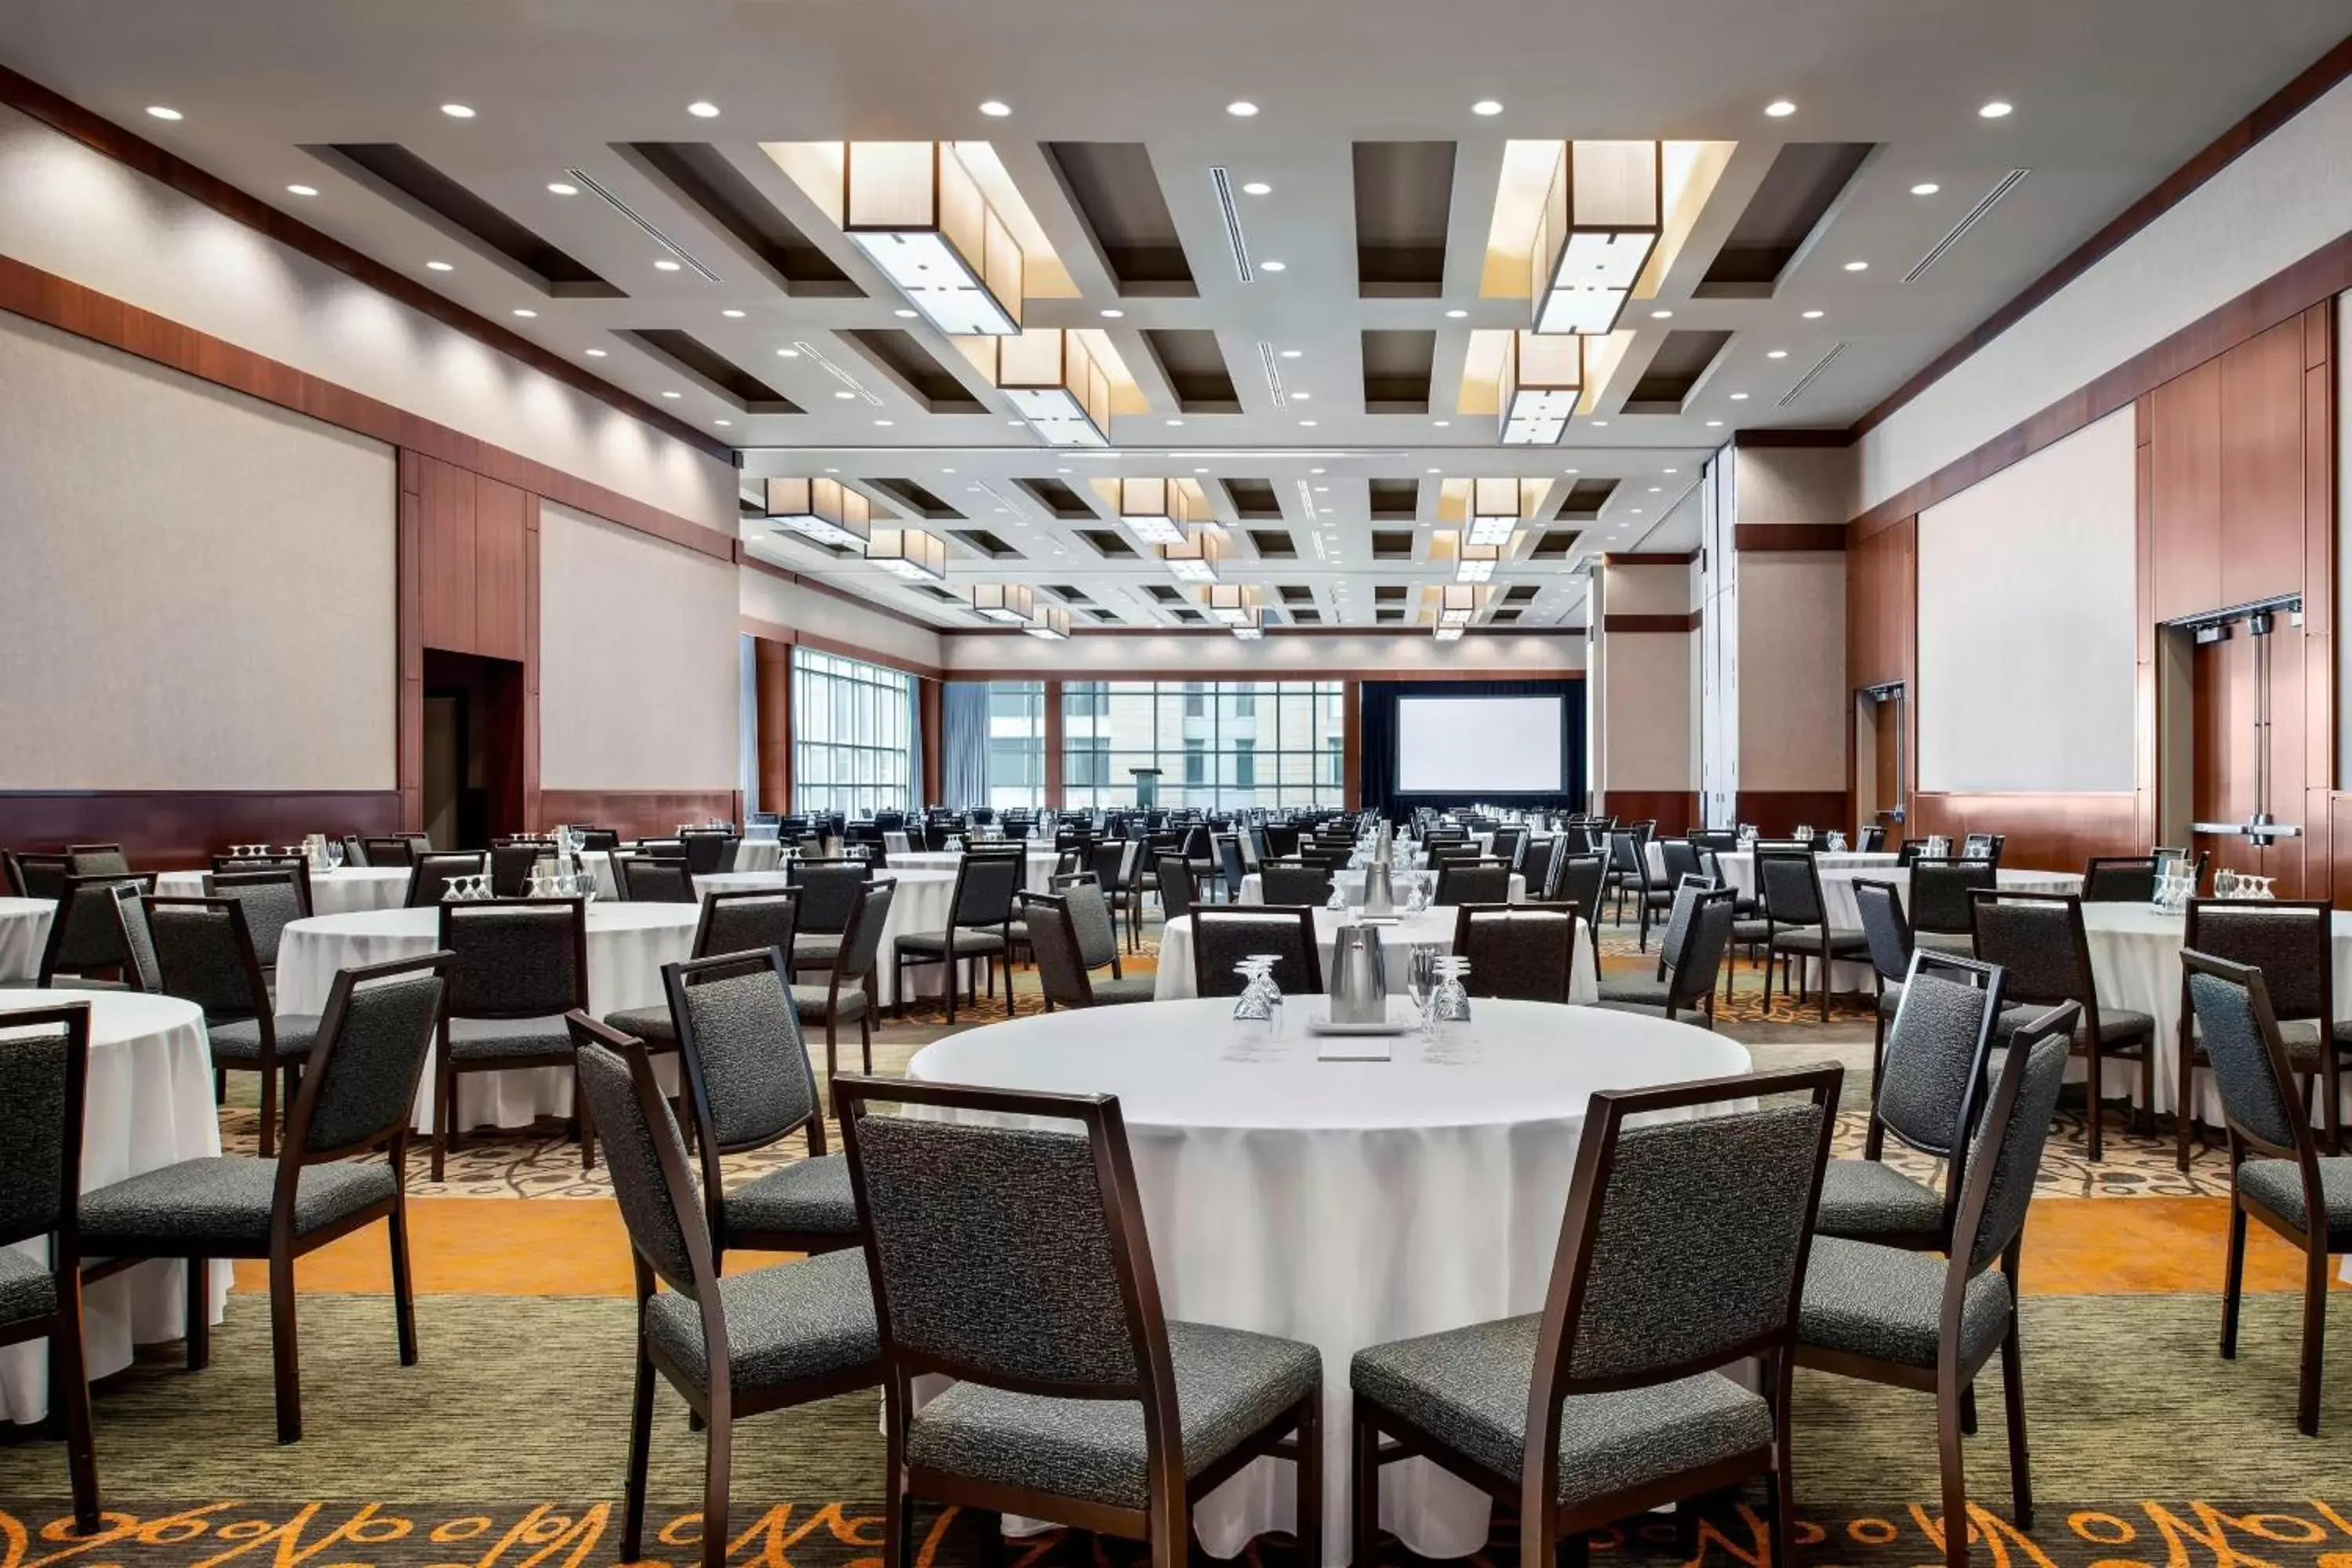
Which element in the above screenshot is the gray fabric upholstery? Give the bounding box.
[1352,1315,1769,1504]
[724,1153,858,1236]
[2238,1158,2352,1245]
[1914,931,1976,956]
[680,964,817,1148]
[0,1248,55,1327]
[2082,858,2158,902]
[1456,908,1575,1003]
[619,858,695,903]
[304,970,445,1152]
[792,933,842,967]
[600,1004,679,1047]
[1435,864,1513,907]
[1906,861,1994,935]
[1087,975,1158,1005]
[1258,865,1334,907]
[700,893,797,962]
[1756,854,1829,926]
[149,902,263,1021]
[2188,905,2328,1022]
[1972,900,2083,1004]
[208,1014,321,1064]
[791,983,869,1022]
[1960,1035,2071,1271]
[0,1027,71,1239]
[79,1156,395,1250]
[1853,880,1912,984]
[50,877,143,975]
[789,862,872,935]
[1060,877,1120,970]
[906,1319,1317,1508]
[644,1243,879,1392]
[1192,912,1319,1000]
[1593,975,1671,1007]
[1996,1002,2151,1046]
[1799,1235,2011,1370]
[2187,969,2303,1149]
[1815,1158,1944,1240]
[947,855,1025,926]
[1768,924,1867,955]
[1022,895,1093,1008]
[445,1017,575,1061]
[1555,855,1606,924]
[113,884,162,992]
[572,1037,699,1293]
[895,929,1007,956]
[207,875,304,966]
[443,903,583,1017]
[1877,971,1991,1155]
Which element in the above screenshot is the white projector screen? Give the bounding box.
[1396,696,1565,793]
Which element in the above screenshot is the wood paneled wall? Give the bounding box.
[1604,790,1700,836]
[537,789,742,841]
[753,637,792,814]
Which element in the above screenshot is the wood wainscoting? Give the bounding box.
[1733,791,1853,839]
[1599,791,1700,835]
[535,790,743,840]
[1908,793,2140,873]
[0,790,402,870]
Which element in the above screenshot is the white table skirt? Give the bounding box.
[274,904,698,1131]
[891,847,1060,894]
[0,897,54,982]
[1156,908,1596,1004]
[906,998,1751,1565]
[0,990,227,1424]
[1239,871,1526,907]
[684,869,970,1006]
[154,866,412,916]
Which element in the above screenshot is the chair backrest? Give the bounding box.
[212,854,313,908]
[339,833,371,869]
[489,843,543,898]
[618,855,696,903]
[2082,855,2159,903]
[1217,836,1247,895]
[1259,862,1334,907]
[438,898,587,1018]
[109,881,162,992]
[361,836,416,869]
[833,879,898,985]
[1968,891,2093,1010]
[1191,907,1322,997]
[1606,831,1645,882]
[1853,878,1915,984]
[43,873,152,982]
[2181,949,2318,1166]
[1434,860,1514,907]
[205,867,309,966]
[665,949,820,1160]
[681,829,737,876]
[567,1018,717,1301]
[1874,953,2004,1167]
[1658,840,1703,883]
[9,852,71,901]
[2180,898,2331,1025]
[837,1077,1175,1413]
[1555,851,1606,921]
[1156,855,1195,925]
[1857,825,1887,852]
[1020,892,1094,1009]
[1755,849,1828,926]
[1524,1065,1840,1481]
[405,851,486,908]
[1962,833,2005,864]
[0,1002,89,1258]
[1951,1014,2074,1274]
[949,852,1024,927]
[1087,840,1128,892]
[144,896,270,1023]
[1905,857,1996,935]
[67,844,130,876]
[1452,903,1576,1003]
[285,953,451,1157]
[693,888,797,961]
[1053,873,1121,971]
[789,858,873,935]
[1664,891,1738,1010]
[1655,874,1715,973]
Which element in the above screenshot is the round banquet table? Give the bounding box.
[733,839,785,873]
[891,846,1061,893]
[0,897,54,982]
[274,903,698,1131]
[154,866,412,916]
[0,989,227,1424]
[906,997,1752,1565]
[689,869,964,1006]
[1240,869,1526,906]
[1156,907,1596,1004]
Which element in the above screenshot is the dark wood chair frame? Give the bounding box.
[404,851,488,908]
[209,856,316,915]
[2173,898,2343,1171]
[147,895,303,1158]
[1968,889,2152,1165]
[1189,905,1324,998]
[808,880,893,1098]
[429,897,590,1179]
[37,872,157,987]
[1758,849,1865,1025]
[1450,902,1580,1004]
[890,850,1022,1022]
[1853,950,2006,1247]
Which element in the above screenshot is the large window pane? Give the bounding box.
[1055,680,1347,811]
[792,648,915,818]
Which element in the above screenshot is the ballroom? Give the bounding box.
[5,4,2352,1565]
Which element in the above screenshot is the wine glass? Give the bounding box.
[325,840,344,872]
[1405,944,1441,1035]
[2215,867,2239,899]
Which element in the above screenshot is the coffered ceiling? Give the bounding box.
[3,0,2343,634]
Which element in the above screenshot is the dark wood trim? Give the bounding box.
[752,636,793,815]
[396,456,425,833]
[1602,612,1702,633]
[1601,550,1700,566]
[733,546,960,638]
[1733,429,1853,449]
[1848,31,2352,441]
[1042,679,1066,809]
[0,790,401,871]
[918,678,945,807]
[1598,789,1698,836]
[535,789,739,840]
[932,623,1592,640]
[0,62,739,465]
[1341,680,1363,811]
[1735,524,1847,553]
[1733,789,1853,839]
[942,666,1587,684]
[0,252,735,562]
[1850,228,2352,539]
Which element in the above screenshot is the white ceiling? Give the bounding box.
[3,0,2342,633]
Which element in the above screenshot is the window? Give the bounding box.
[981,681,1045,810]
[1060,680,1346,810]
[792,648,914,818]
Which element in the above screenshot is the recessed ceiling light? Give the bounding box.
[1590,419,1608,427]
[1662,467,1677,474]
[1298,419,1316,426]
[1648,486,1662,493]
[1765,100,1797,118]
[722,308,746,318]
[1979,100,2013,118]
[1292,391,1312,401]
[1007,419,1023,426]
[894,307,919,318]
[144,105,183,121]
[1433,419,1450,427]
[1227,100,1259,117]
[1730,392,1750,400]
[1802,309,1825,319]
[1195,466,1210,473]
[1100,308,1124,318]
[713,419,732,426]
[1426,466,1440,474]
[1444,308,1468,319]
[1563,467,1579,474]
[776,347,800,358]
[1766,349,1788,359]
[1057,467,1073,474]
[547,182,578,195]
[585,347,608,357]
[833,390,857,401]
[660,390,681,399]
[1310,467,1326,474]
[825,467,839,474]
[654,260,681,272]
[1911,182,1941,196]
[1279,349,1301,359]
[1705,419,1723,427]
[1472,100,1504,116]
[1167,419,1185,426]
[978,100,1011,118]
[1631,509,1644,515]
[512,307,537,318]
[1650,309,1673,319]
[1842,260,1869,271]
[1242,181,1272,196]
[440,103,475,119]
[285,183,318,197]
[1315,485,1330,492]
[874,419,894,427]
[687,100,720,118]
[1261,260,1287,272]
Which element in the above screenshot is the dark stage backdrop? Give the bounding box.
[1359,678,1586,820]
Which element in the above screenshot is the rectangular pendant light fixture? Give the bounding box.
[1232,608,1265,641]
[1204,582,1256,626]
[1530,141,1661,336]
[867,527,948,583]
[975,328,1112,447]
[1468,476,1525,547]
[763,476,873,550]
[1025,604,1071,641]
[1161,528,1223,583]
[1499,330,1584,445]
[1117,476,1204,546]
[842,142,1025,336]
[1456,539,1501,582]
[967,582,1036,624]
[1437,582,1479,630]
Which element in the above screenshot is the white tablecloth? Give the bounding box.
[1156,908,1596,1004]
[0,990,227,1424]
[274,904,698,1131]
[1714,849,1900,898]
[1817,866,2082,934]
[154,866,412,916]
[1240,871,1526,907]
[0,897,54,981]
[906,997,1751,1564]
[735,839,785,873]
[891,847,1060,894]
[682,869,970,1005]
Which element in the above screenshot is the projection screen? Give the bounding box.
[1395,695,1566,793]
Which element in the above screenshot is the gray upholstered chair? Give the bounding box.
[662,949,859,1262]
[616,855,695,903]
[1451,902,1577,1003]
[67,844,130,877]
[430,898,589,1179]
[836,1076,1320,1568]
[566,1016,880,1568]
[1970,890,2152,1164]
[27,873,154,989]
[1215,835,1247,902]
[1433,860,1513,908]
[205,866,310,971]
[80,953,451,1443]
[1553,851,1607,975]
[211,855,315,916]
[1155,855,1196,927]
[2174,898,2341,1171]
[1594,885,1735,1027]
[1760,849,1868,1023]
[2182,950,2352,1436]
[892,851,1023,1022]
[0,1001,100,1529]
[1352,1065,1842,1568]
[1796,1017,2074,1567]
[1258,861,1334,907]
[1820,952,2004,1241]
[1853,878,1916,1085]
[603,889,798,1051]
[798,879,894,1095]
[2082,855,2159,902]
[1022,892,1155,1010]
[681,828,739,876]
[147,896,321,1158]
[1907,858,1994,953]
[786,858,875,980]
[405,851,485,908]
[1191,906,1322,999]
[107,880,162,993]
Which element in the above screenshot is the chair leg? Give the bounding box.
[2299,1241,2328,1437]
[1866,1007,1889,1162]
[701,1392,733,1568]
[2000,1316,2033,1528]
[622,1331,656,1563]
[860,1009,873,1074]
[1936,1363,1970,1568]
[2085,1040,2106,1165]
[1350,1405,1379,1568]
[1820,956,1832,1025]
[944,957,956,1025]
[183,1257,211,1371]
[2176,1043,2196,1172]
[258,1062,278,1160]
[1293,1393,1322,1568]
[578,1063,597,1173]
[2328,1051,2344,1156]
[825,1014,840,1104]
[430,1054,451,1185]
[1959,1382,1978,1436]
[390,1192,419,1367]
[53,1287,100,1534]
[268,1250,302,1443]
[2221,1200,2247,1359]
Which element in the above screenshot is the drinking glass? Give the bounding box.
[325,842,344,871]
[1405,944,1441,1035]
[2215,867,2240,899]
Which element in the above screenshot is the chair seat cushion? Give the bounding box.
[1798,1236,2010,1372]
[895,930,1008,958]
[906,1319,1318,1509]
[80,1156,397,1252]
[644,1246,879,1393]
[1087,975,1159,1006]
[1996,1004,2153,1047]
[1769,926,1868,955]
[723,1153,859,1239]
[1595,975,1671,1007]
[1351,1313,1769,1506]
[1730,919,1773,942]
[0,1248,56,1327]
[1913,931,1976,956]
[1877,984,1905,1017]
[2238,1156,2352,1247]
[1815,1158,1944,1242]
[208,1014,323,1064]
[445,1016,575,1062]
[792,933,843,965]
[600,1004,679,1047]
[791,984,868,1022]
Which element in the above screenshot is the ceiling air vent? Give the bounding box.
[1905,169,2031,281]
[564,166,724,281]
[1777,343,1848,408]
[1209,166,1254,283]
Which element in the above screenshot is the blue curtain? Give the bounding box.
[942,681,990,808]
[1359,678,1586,821]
